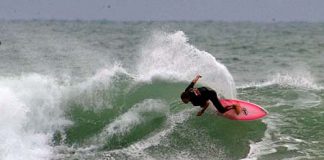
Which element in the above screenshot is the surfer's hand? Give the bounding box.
[192,75,202,83]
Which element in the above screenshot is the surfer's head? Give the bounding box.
[181,91,190,104]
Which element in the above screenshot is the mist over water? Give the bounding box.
[0,21,323,160]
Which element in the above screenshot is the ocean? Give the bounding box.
[0,21,323,160]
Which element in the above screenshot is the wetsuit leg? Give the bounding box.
[208,90,228,113]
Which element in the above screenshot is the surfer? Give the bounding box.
[181,75,241,116]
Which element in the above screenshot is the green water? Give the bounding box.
[0,21,323,160]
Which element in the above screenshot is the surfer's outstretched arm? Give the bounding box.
[185,75,202,91]
[197,101,209,116]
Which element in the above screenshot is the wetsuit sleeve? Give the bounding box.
[185,82,195,92]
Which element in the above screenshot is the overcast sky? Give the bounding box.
[1,0,324,22]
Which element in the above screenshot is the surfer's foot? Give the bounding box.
[224,104,241,115]
[233,104,242,115]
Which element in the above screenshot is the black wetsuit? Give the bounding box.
[185,82,227,113]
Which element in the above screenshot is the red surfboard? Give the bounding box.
[218,99,268,121]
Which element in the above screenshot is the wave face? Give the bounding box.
[0,21,324,160]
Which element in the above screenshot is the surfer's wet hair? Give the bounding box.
[181,91,190,100]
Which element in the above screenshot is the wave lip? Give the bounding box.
[238,73,323,90]
[271,73,322,89]
[68,64,131,110]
